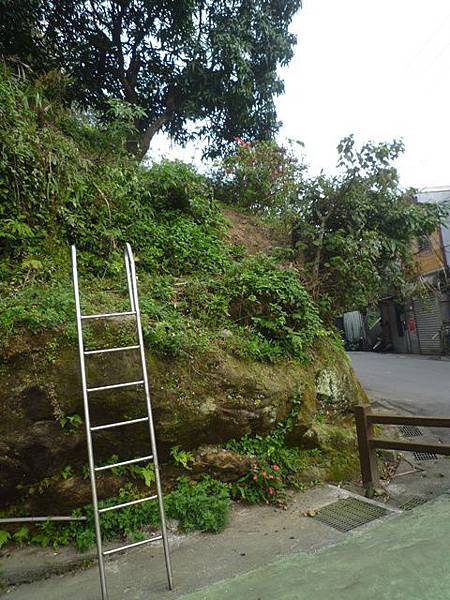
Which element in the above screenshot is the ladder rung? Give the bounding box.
[81,311,136,320]
[99,494,157,514]
[91,417,149,432]
[103,535,162,556]
[84,345,140,356]
[87,380,144,393]
[94,454,153,472]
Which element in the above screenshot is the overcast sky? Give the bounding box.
[152,0,450,190]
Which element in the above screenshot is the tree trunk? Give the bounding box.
[127,112,173,160]
[311,215,326,299]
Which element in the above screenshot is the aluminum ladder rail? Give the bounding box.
[71,243,174,600]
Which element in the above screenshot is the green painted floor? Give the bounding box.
[181,493,450,600]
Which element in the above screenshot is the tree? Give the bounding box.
[0,0,302,159]
[215,138,305,214]
[293,136,448,318]
[0,0,49,72]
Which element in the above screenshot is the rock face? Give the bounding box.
[192,446,253,481]
[0,334,367,513]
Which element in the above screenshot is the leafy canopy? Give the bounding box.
[215,138,305,214]
[217,135,448,318]
[0,0,302,158]
[293,135,448,316]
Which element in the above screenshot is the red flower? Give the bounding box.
[32,303,38,308]
[262,471,267,478]
[273,465,279,471]
[268,487,274,495]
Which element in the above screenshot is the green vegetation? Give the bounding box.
[0,0,302,158]
[171,446,195,471]
[0,476,230,551]
[0,66,325,364]
[216,136,448,318]
[215,138,304,214]
[225,396,312,503]
[226,398,359,504]
[166,477,230,534]
[0,530,11,548]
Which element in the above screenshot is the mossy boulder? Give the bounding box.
[0,333,366,514]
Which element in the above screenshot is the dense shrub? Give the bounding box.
[0,67,227,276]
[166,477,230,533]
[226,255,326,359]
[0,476,231,551]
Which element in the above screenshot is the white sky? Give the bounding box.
[151,0,450,190]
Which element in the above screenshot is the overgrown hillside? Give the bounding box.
[0,68,366,550]
[0,68,325,362]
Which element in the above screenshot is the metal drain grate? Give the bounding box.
[313,497,388,533]
[400,497,428,511]
[399,425,423,437]
[413,451,438,461]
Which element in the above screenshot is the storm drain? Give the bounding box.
[313,497,388,533]
[400,497,428,511]
[399,425,423,437]
[413,451,438,461]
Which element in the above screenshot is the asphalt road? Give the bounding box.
[349,352,450,415]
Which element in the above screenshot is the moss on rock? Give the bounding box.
[0,331,365,513]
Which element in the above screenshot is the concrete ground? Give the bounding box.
[182,492,450,600]
[178,353,450,600]
[349,351,450,416]
[1,486,364,599]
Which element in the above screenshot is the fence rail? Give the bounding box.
[354,404,450,497]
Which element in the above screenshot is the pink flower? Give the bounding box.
[276,476,281,481]
[253,475,257,481]
[269,474,273,479]
[262,471,267,478]
[234,136,251,148]
[273,465,279,471]
[268,487,274,496]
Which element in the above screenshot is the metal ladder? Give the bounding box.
[71,243,173,600]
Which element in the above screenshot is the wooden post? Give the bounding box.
[354,404,380,498]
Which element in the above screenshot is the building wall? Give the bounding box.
[382,293,450,355]
[413,229,446,275]
[415,188,450,273]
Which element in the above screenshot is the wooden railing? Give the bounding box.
[354,404,450,497]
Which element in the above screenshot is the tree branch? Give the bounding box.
[134,112,173,160]
[312,219,326,285]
